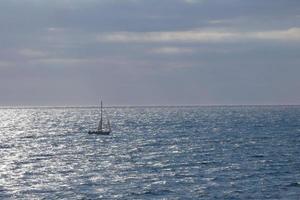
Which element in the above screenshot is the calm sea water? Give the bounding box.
[0,106,299,199]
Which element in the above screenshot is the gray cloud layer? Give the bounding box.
[0,0,300,105]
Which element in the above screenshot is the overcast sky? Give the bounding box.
[0,0,299,106]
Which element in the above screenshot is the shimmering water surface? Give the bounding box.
[0,106,299,199]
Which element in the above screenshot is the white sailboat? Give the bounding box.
[88,101,111,135]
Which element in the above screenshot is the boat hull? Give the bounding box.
[88,131,110,135]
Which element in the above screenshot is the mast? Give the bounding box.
[100,100,103,131]
[98,100,103,131]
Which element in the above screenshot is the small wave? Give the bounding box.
[21,135,36,139]
[199,161,218,165]
[287,182,300,187]
[32,153,54,157]
[31,153,54,161]
[252,154,265,158]
[138,189,173,196]
[0,144,14,149]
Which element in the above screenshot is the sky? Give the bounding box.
[0,0,299,106]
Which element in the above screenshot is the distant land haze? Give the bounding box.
[0,0,299,106]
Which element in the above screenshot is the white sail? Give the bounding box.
[89,100,111,134]
[107,119,111,132]
[98,118,102,131]
[97,101,103,131]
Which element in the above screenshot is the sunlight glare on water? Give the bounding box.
[0,106,299,199]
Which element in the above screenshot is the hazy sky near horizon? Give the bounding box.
[0,0,300,106]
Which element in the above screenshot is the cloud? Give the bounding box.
[18,49,48,58]
[183,0,206,4]
[47,27,66,33]
[31,57,149,68]
[97,30,238,43]
[97,27,300,43]
[150,47,194,54]
[252,27,300,41]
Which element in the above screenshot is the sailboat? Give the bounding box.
[88,101,111,135]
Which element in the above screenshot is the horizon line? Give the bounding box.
[0,104,299,109]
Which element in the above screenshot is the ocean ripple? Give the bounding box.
[0,106,299,199]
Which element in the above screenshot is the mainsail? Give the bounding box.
[89,100,111,135]
[97,101,103,131]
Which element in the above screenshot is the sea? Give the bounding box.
[0,106,299,199]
